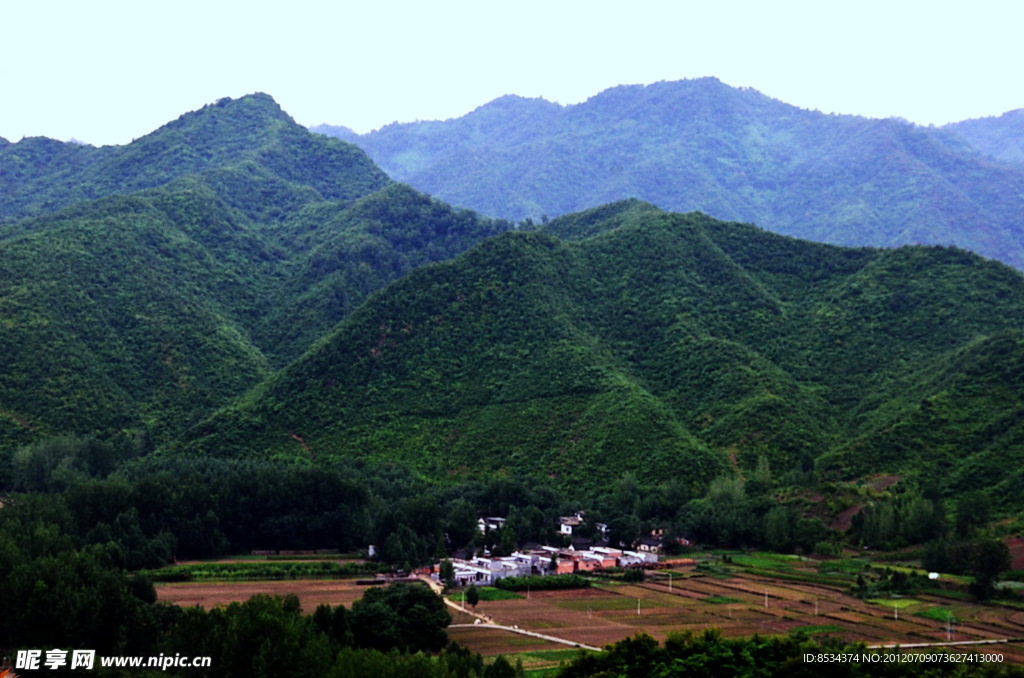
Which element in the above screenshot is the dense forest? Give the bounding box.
[945,109,1024,169]
[315,78,1024,270]
[0,95,510,451]
[176,201,1024,509]
[2,92,1024,675]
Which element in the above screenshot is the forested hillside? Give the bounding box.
[0,93,390,223]
[315,78,1024,270]
[0,95,512,452]
[3,91,1023,508]
[945,109,1024,169]
[180,202,1024,499]
[6,89,1024,678]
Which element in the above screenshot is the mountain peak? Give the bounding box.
[459,94,562,127]
[155,92,295,141]
[0,93,390,222]
[214,92,290,118]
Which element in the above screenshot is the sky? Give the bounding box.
[2,0,1021,147]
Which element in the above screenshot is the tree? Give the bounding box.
[956,491,991,538]
[484,655,520,678]
[764,505,793,552]
[623,566,644,582]
[350,582,451,652]
[466,584,481,610]
[440,558,456,589]
[445,499,479,549]
[747,455,773,496]
[968,537,1011,601]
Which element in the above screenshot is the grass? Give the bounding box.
[791,624,845,635]
[915,606,957,622]
[449,587,524,602]
[868,598,922,609]
[267,552,365,561]
[920,587,973,601]
[731,554,795,571]
[520,649,593,662]
[517,648,595,677]
[703,596,742,604]
[501,637,546,647]
[145,560,380,582]
[817,559,869,574]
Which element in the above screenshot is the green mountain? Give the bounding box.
[0,93,390,224]
[5,92,1024,503]
[0,96,511,450]
[0,184,274,445]
[821,331,1024,499]
[256,183,510,365]
[944,109,1024,169]
[178,203,1024,495]
[315,78,1024,270]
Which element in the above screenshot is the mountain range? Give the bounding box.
[945,109,1024,169]
[2,91,1023,506]
[0,94,506,449]
[314,78,1024,271]
[175,200,1024,499]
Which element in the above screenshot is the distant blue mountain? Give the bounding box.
[314,78,1024,270]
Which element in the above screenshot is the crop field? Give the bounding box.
[156,578,371,610]
[153,555,1024,665]
[448,562,1024,664]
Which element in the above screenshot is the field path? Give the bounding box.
[418,575,602,652]
[450,624,602,652]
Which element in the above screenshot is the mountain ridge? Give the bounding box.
[174,204,1024,496]
[2,91,1023,509]
[315,78,1024,270]
[0,93,391,225]
[0,95,511,449]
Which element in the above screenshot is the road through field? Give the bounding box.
[418,575,603,652]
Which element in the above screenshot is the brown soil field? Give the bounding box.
[447,626,569,655]
[454,570,1024,658]
[155,579,370,610]
[153,562,1024,664]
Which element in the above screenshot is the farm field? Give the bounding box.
[156,578,371,610]
[448,559,1024,664]
[445,626,589,675]
[153,554,1024,665]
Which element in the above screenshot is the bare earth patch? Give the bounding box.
[154,564,1024,664]
[156,579,368,610]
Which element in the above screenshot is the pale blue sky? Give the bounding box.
[2,0,1020,146]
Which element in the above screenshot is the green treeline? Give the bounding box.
[555,631,1024,677]
[0,490,527,677]
[494,575,591,591]
[3,436,1013,596]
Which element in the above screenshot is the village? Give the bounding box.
[433,512,686,588]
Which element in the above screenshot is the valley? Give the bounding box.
[2,88,1023,677]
